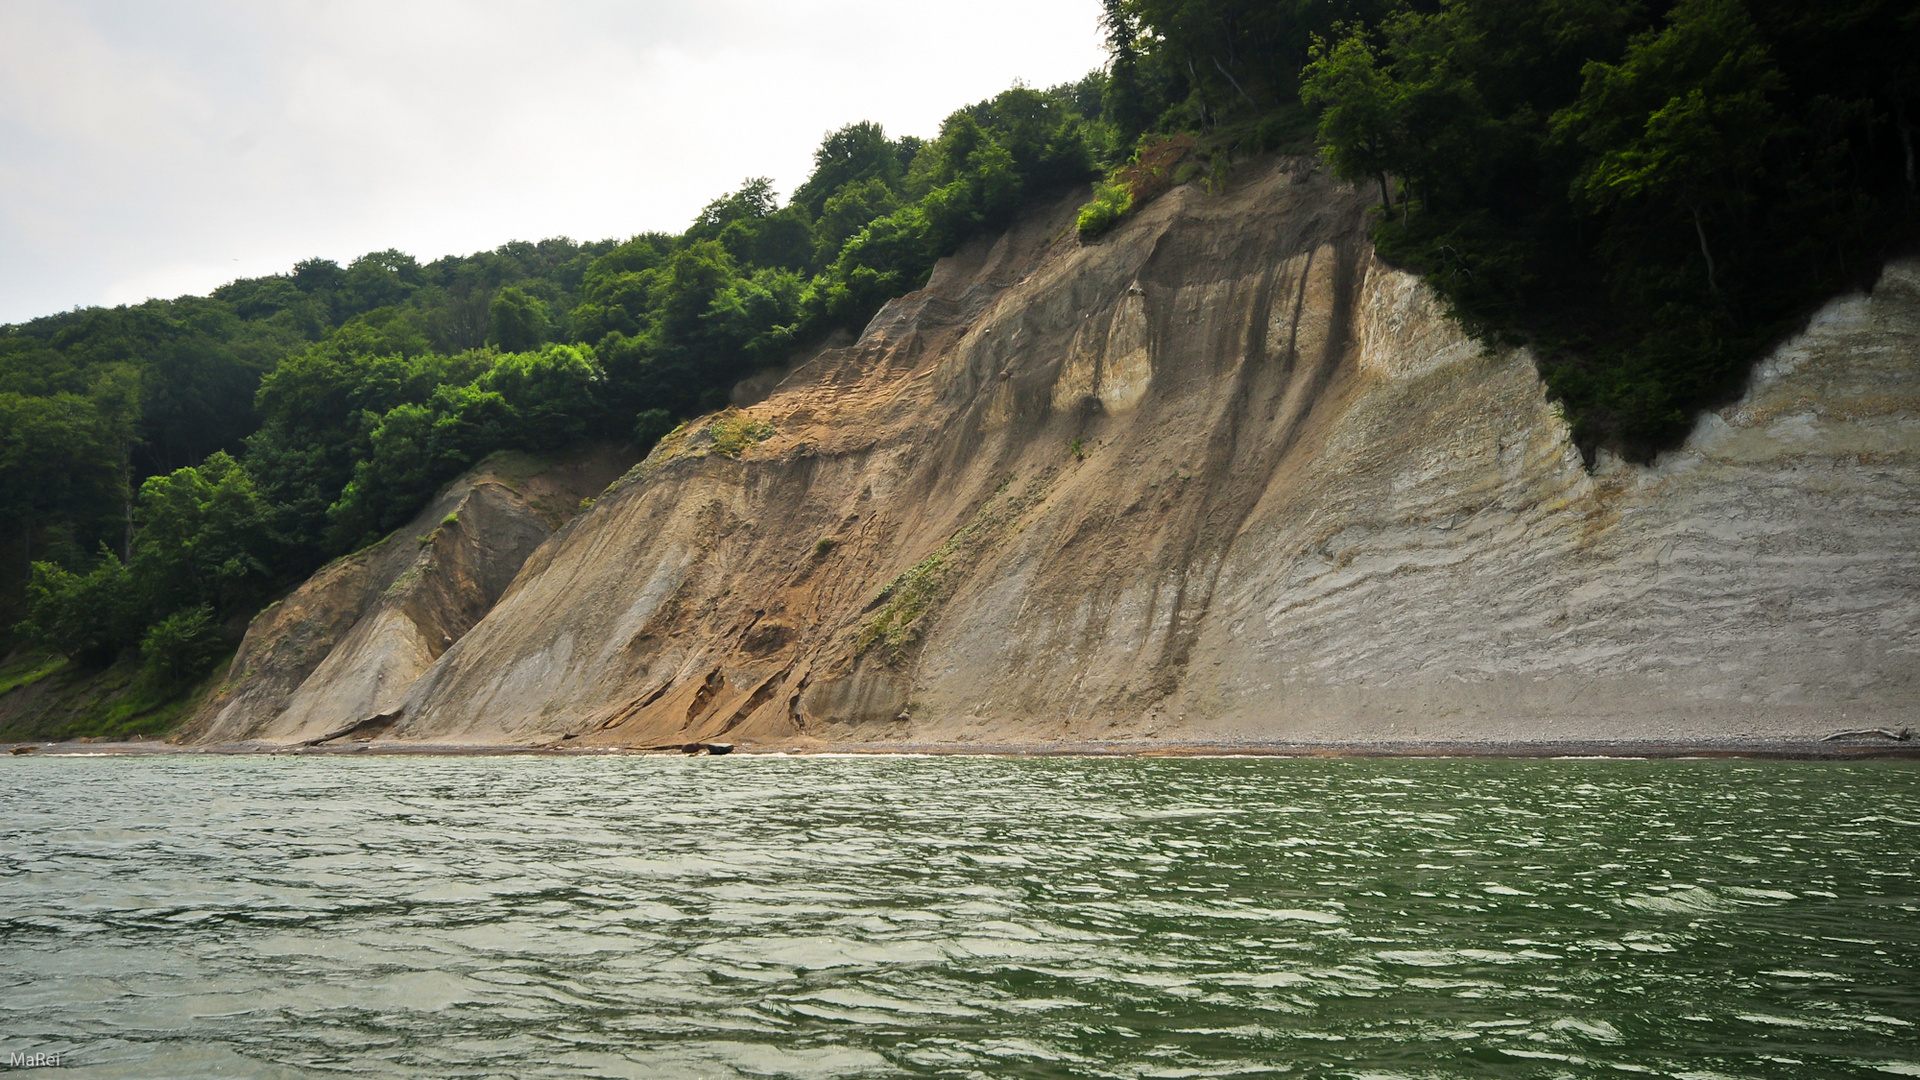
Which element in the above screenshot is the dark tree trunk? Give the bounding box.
[1211,56,1258,109]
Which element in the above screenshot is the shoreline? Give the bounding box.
[7,736,1919,761]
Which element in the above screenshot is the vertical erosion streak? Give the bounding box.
[1150,242,1360,685]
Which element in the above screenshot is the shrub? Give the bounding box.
[138,605,226,691]
[634,408,676,451]
[1076,182,1133,240]
[15,552,142,667]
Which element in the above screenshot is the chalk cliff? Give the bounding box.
[188,158,1920,748]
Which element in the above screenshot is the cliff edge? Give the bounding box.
[189,157,1920,749]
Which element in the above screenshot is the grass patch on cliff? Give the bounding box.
[0,653,66,697]
[0,647,232,743]
[705,410,776,457]
[857,469,1055,665]
[858,548,955,662]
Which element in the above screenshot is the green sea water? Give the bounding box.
[1,754,1916,1078]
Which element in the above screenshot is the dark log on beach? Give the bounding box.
[1820,727,1913,742]
[679,742,734,755]
[301,708,405,747]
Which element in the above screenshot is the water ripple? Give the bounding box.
[1,755,1917,1077]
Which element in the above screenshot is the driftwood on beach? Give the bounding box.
[1820,727,1913,742]
[300,708,405,747]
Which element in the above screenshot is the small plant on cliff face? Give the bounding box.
[813,537,837,558]
[855,468,1056,665]
[705,410,776,457]
[1077,181,1133,240]
[441,513,459,528]
[1077,133,1200,241]
[1069,437,1087,461]
[858,549,951,662]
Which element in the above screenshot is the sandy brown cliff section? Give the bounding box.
[188,157,1919,749]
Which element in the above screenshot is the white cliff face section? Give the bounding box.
[312,158,1915,749]
[914,259,1918,744]
[1174,261,1920,741]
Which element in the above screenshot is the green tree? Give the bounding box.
[0,389,133,584]
[15,551,141,667]
[1556,0,1789,294]
[812,178,900,269]
[719,208,816,271]
[488,286,552,351]
[342,249,424,316]
[791,122,906,219]
[130,451,274,618]
[687,178,780,243]
[1300,27,1403,212]
[138,604,226,690]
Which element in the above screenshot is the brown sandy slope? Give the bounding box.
[186,157,1920,750]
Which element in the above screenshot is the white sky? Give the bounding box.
[0,0,1107,324]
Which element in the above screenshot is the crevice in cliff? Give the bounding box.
[684,666,724,725]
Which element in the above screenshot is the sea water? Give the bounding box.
[1,754,1916,1078]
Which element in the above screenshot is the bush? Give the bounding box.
[15,553,143,667]
[1076,181,1133,239]
[138,605,226,691]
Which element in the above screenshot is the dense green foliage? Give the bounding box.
[1,80,1114,695]
[1296,0,1919,457]
[1076,2,1393,237]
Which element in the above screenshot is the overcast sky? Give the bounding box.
[0,0,1107,324]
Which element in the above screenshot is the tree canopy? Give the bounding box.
[1292,0,1919,456]
[1088,0,1914,457]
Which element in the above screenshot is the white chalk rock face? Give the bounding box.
[188,158,1920,748]
[1175,260,1920,743]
